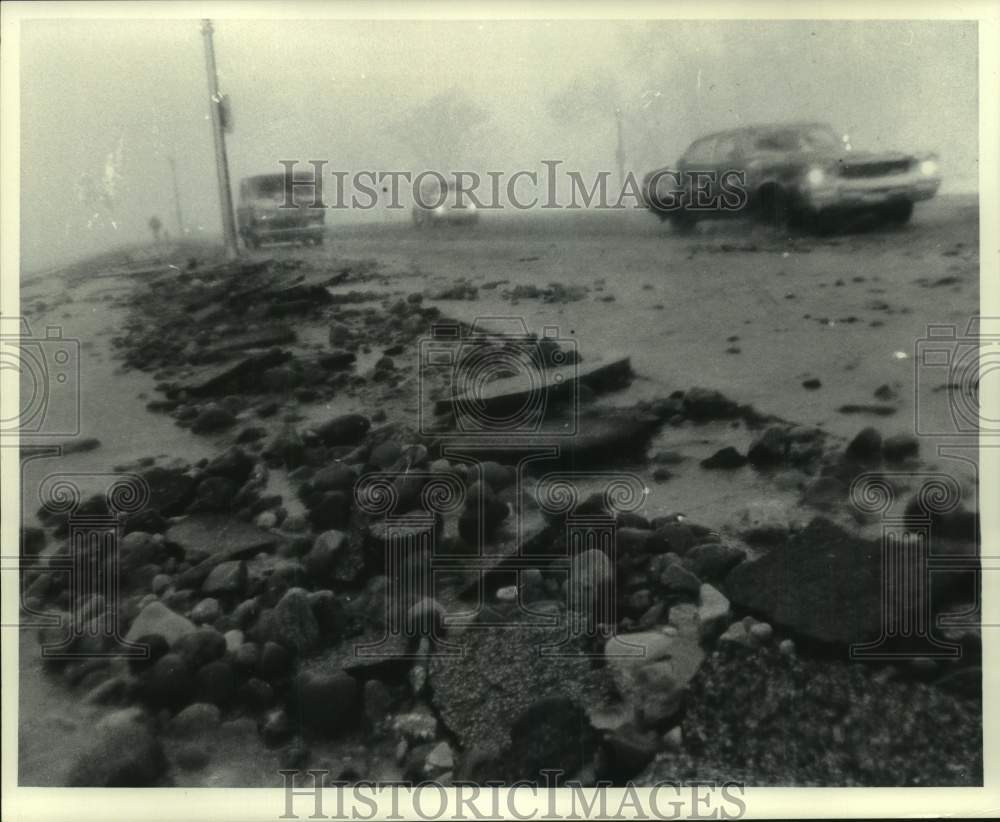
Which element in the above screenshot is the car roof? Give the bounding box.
[692,122,834,143]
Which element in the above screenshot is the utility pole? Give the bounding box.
[201,19,239,260]
[167,156,184,236]
[614,106,626,192]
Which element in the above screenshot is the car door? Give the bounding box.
[712,133,745,217]
[678,136,716,212]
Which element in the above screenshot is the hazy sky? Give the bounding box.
[19,18,978,270]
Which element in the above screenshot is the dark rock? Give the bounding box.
[747,427,787,468]
[659,561,702,596]
[882,434,920,463]
[239,677,275,710]
[683,387,740,420]
[187,476,237,513]
[174,743,211,771]
[197,659,237,707]
[143,653,195,709]
[683,544,746,581]
[508,696,596,783]
[20,526,46,558]
[701,447,747,469]
[123,508,169,534]
[307,491,351,531]
[138,465,197,516]
[165,514,278,563]
[289,671,359,738]
[265,426,306,468]
[190,597,222,625]
[258,641,291,681]
[725,517,939,648]
[205,446,255,484]
[66,722,166,786]
[127,633,170,673]
[319,350,356,371]
[802,378,822,390]
[257,588,320,656]
[304,529,360,584]
[171,702,222,736]
[310,462,356,494]
[315,414,371,447]
[174,628,227,669]
[845,427,883,465]
[202,560,247,596]
[191,403,236,434]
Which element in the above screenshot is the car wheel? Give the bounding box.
[886,201,914,225]
[757,185,791,231]
[669,211,697,234]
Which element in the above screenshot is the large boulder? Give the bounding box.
[125,601,196,647]
[65,722,166,786]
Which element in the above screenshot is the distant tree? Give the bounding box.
[394,88,492,171]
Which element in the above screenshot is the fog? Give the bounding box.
[19,18,977,271]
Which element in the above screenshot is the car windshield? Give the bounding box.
[248,175,321,204]
[755,126,840,152]
[249,176,285,198]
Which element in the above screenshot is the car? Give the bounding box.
[412,178,480,228]
[236,173,326,248]
[642,122,942,233]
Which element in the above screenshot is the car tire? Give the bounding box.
[886,201,914,225]
[669,211,697,234]
[757,185,791,231]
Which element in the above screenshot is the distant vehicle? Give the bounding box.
[642,122,942,233]
[236,173,326,248]
[412,177,480,228]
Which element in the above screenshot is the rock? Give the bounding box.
[174,628,227,669]
[724,517,931,647]
[171,702,222,736]
[66,723,166,786]
[845,427,882,465]
[683,387,740,420]
[696,584,731,643]
[604,631,704,727]
[20,526,46,558]
[747,427,788,468]
[508,696,595,783]
[258,640,291,681]
[683,543,746,581]
[190,597,221,625]
[315,414,371,446]
[429,624,609,754]
[231,597,260,629]
[257,588,320,656]
[290,671,359,738]
[801,475,846,509]
[778,638,796,656]
[151,573,172,596]
[143,653,195,709]
[174,743,210,771]
[165,515,277,563]
[187,476,237,513]
[239,677,275,710]
[127,634,170,674]
[202,560,247,596]
[802,378,822,390]
[733,501,790,545]
[749,621,774,644]
[363,679,393,728]
[304,529,362,584]
[138,465,197,516]
[265,426,306,468]
[600,726,660,781]
[308,491,351,531]
[393,709,438,744]
[310,462,356,494]
[370,440,402,469]
[658,560,702,597]
[125,601,196,647]
[224,629,245,652]
[119,531,159,575]
[883,434,919,463]
[260,708,292,747]
[191,403,236,434]
[425,741,455,773]
[569,548,614,610]
[479,461,513,491]
[701,447,747,469]
[197,659,237,707]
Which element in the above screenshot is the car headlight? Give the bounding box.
[919,159,939,177]
[805,167,826,186]
[434,205,446,215]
